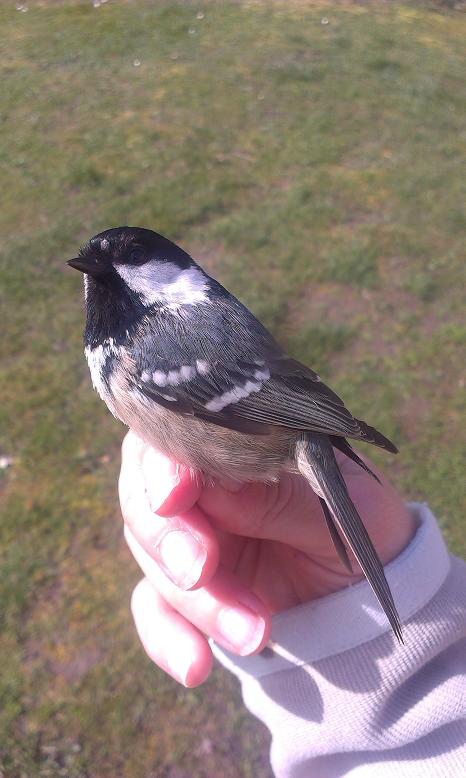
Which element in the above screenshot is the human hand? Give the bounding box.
[119,431,414,687]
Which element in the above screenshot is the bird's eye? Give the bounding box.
[127,246,147,265]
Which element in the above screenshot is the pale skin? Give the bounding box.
[119,431,416,687]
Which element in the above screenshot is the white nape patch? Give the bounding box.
[205,379,263,412]
[196,359,210,375]
[101,238,109,250]
[115,261,209,309]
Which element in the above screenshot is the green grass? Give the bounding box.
[0,1,465,775]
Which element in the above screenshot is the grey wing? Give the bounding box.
[234,356,397,451]
[130,298,396,451]
[132,347,394,450]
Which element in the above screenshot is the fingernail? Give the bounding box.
[144,449,179,511]
[157,530,206,590]
[217,606,265,656]
[165,641,195,687]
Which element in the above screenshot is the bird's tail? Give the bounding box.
[296,434,403,642]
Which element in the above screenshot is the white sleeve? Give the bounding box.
[212,504,466,778]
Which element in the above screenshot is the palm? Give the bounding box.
[201,454,409,613]
[218,534,335,612]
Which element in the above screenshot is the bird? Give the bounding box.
[68,226,402,641]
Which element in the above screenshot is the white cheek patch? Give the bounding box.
[115,261,209,309]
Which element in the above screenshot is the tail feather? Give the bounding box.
[330,436,382,484]
[297,435,403,643]
[355,419,398,454]
[319,497,353,574]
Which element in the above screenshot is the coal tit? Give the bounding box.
[69,226,402,641]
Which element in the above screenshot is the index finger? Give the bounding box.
[120,431,202,517]
[119,432,219,590]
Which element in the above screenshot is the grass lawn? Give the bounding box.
[0,1,464,775]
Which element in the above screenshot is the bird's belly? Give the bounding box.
[108,375,295,481]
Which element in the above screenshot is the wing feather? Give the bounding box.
[129,296,396,450]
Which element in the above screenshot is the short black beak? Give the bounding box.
[67,257,108,277]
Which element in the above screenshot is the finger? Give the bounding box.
[121,431,202,517]
[119,437,219,590]
[125,527,271,657]
[131,578,213,687]
[142,445,202,517]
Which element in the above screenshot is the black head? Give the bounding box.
[69,227,210,347]
[68,226,193,278]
